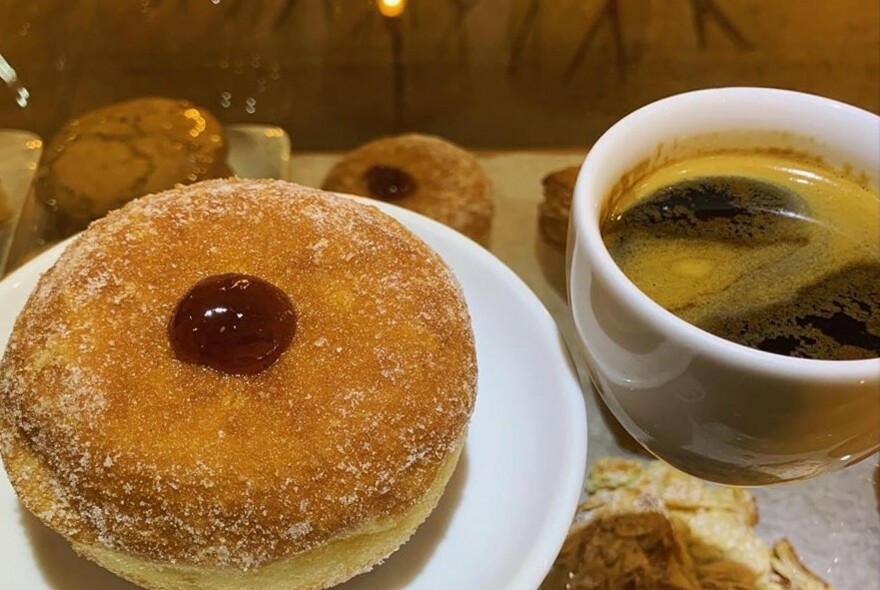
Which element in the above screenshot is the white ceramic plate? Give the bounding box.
[0,199,587,590]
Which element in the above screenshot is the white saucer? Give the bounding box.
[0,198,588,590]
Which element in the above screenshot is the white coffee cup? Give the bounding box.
[567,87,880,485]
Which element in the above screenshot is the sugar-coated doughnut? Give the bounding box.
[322,134,493,246]
[0,178,477,590]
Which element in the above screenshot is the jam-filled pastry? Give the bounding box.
[35,97,230,234]
[322,134,493,246]
[0,178,477,590]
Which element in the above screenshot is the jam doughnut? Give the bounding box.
[0,179,477,589]
[322,134,494,246]
[36,97,231,234]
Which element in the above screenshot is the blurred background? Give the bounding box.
[1,0,878,150]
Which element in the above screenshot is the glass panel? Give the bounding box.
[1,0,877,149]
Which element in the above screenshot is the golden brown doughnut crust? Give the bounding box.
[321,134,493,245]
[0,179,476,571]
[36,97,230,231]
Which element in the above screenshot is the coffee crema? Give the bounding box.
[602,151,880,361]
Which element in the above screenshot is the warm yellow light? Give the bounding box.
[376,0,406,18]
[183,107,207,137]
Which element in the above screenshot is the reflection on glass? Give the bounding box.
[0,1,875,148]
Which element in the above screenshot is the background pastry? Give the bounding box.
[0,178,477,590]
[538,165,579,251]
[542,458,833,590]
[322,133,494,245]
[35,97,230,234]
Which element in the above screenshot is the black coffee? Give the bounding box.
[602,152,880,361]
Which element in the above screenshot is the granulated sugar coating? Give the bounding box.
[0,179,477,574]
